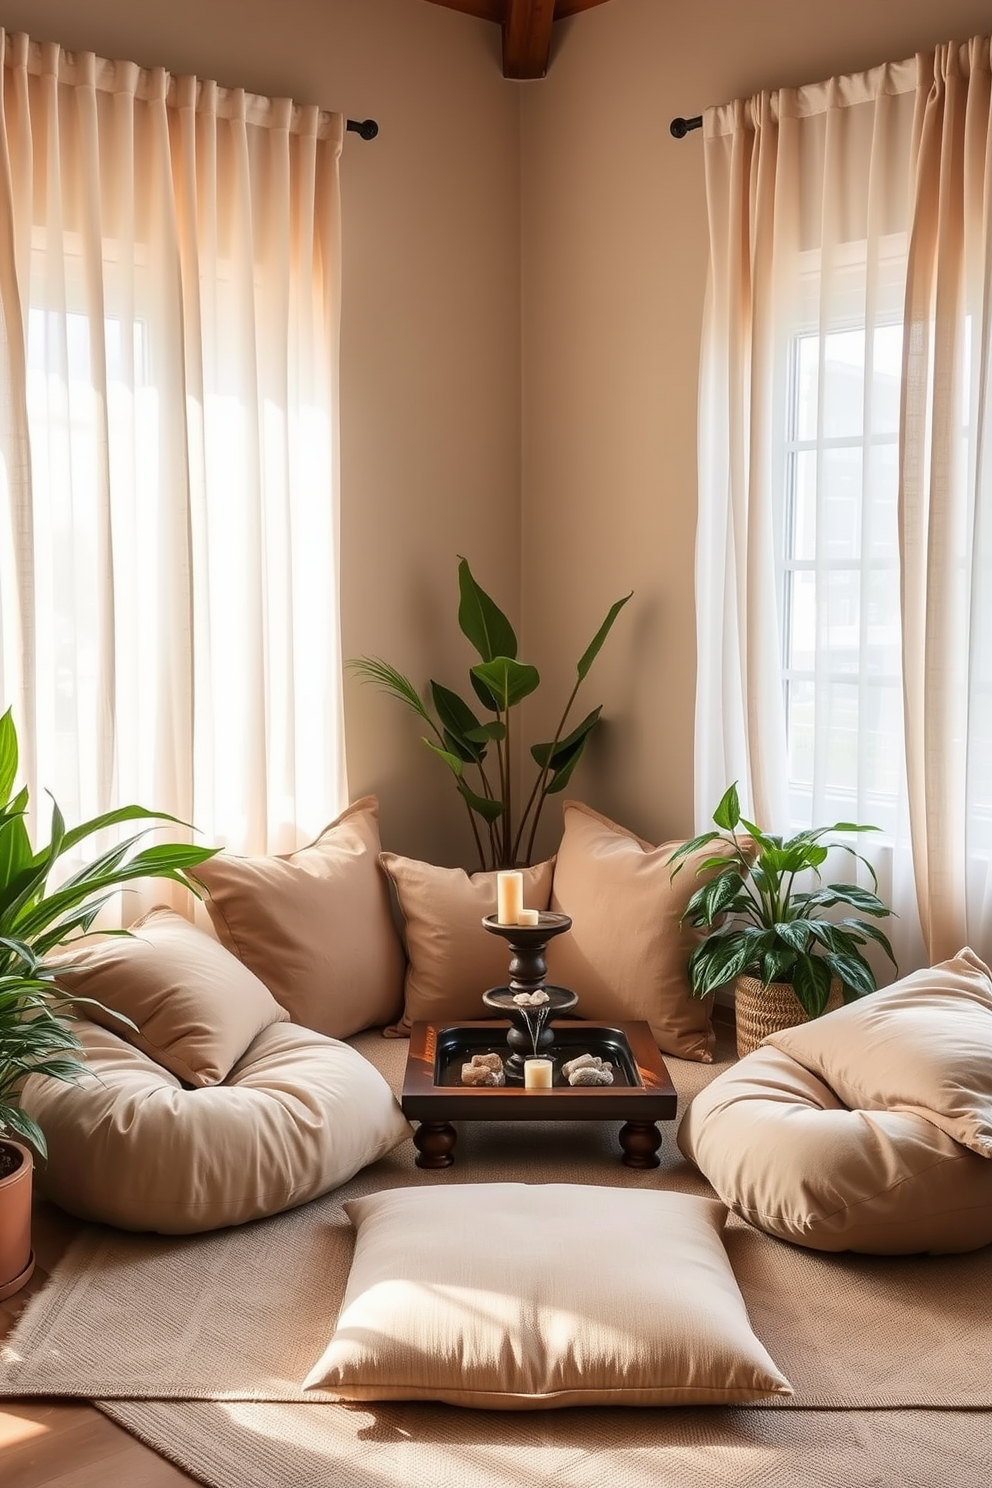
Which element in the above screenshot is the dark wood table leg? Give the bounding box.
[413,1121,457,1169]
[618,1120,662,1168]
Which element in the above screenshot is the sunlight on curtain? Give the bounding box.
[697,41,992,972]
[0,32,347,900]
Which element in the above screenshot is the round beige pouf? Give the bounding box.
[20,1019,411,1233]
[678,1044,992,1254]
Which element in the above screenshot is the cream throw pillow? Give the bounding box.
[196,798,405,1040]
[545,801,722,1061]
[53,908,288,1087]
[304,1183,792,1408]
[767,947,992,1158]
[378,855,555,1035]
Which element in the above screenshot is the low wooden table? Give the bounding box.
[401,1019,677,1170]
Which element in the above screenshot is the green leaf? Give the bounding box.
[543,740,587,794]
[775,920,812,953]
[666,832,721,877]
[712,783,741,831]
[791,956,834,1016]
[470,658,540,712]
[423,740,465,777]
[346,657,434,727]
[0,708,17,803]
[575,593,632,681]
[431,682,487,764]
[0,1104,48,1160]
[837,917,897,965]
[823,952,877,999]
[531,708,603,770]
[456,780,505,823]
[761,945,798,984]
[799,884,892,916]
[464,721,506,743]
[457,557,517,663]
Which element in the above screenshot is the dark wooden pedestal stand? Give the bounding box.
[480,911,577,1081]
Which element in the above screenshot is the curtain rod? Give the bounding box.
[670,115,702,139]
[346,118,379,140]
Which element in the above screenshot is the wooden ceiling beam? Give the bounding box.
[419,0,615,79]
[502,0,556,80]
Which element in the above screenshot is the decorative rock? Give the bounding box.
[461,1053,505,1087]
[569,1065,614,1086]
[512,990,550,1007]
[563,1053,614,1087]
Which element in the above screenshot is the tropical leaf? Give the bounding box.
[423,740,465,777]
[457,557,517,662]
[0,708,18,803]
[470,658,540,712]
[791,955,834,1016]
[713,782,741,831]
[457,780,505,824]
[531,708,602,770]
[347,657,434,727]
[576,593,632,681]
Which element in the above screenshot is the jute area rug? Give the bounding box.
[2,1027,990,1488]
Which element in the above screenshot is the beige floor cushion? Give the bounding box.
[20,1020,412,1234]
[678,1044,992,1254]
[303,1183,792,1408]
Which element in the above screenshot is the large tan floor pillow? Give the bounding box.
[21,1020,412,1234]
[678,1045,992,1254]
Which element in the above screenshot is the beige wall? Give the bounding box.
[5,0,992,867]
[0,0,522,865]
[520,0,992,859]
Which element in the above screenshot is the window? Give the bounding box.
[777,245,908,836]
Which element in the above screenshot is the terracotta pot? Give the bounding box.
[0,1139,35,1301]
[734,975,843,1060]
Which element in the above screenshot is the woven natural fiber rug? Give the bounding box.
[2,1028,991,1488]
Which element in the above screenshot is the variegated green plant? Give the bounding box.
[668,782,896,1017]
[0,707,217,1157]
[350,557,631,870]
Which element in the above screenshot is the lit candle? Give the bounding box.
[516,908,540,927]
[496,870,524,925]
[524,1058,553,1090]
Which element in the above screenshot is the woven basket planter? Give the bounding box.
[734,975,843,1059]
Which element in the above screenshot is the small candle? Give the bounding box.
[496,870,524,925]
[524,1058,553,1090]
[516,908,540,927]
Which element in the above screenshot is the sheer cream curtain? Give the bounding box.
[697,38,992,971]
[0,31,347,896]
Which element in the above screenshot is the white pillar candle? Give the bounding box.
[496,870,524,925]
[516,908,540,926]
[524,1058,553,1090]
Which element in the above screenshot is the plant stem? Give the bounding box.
[518,674,582,865]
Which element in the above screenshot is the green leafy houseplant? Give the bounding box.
[350,557,631,871]
[0,707,217,1162]
[668,782,896,1017]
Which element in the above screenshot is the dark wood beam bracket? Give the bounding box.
[502,0,556,80]
[421,0,614,80]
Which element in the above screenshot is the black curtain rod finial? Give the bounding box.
[346,118,379,141]
[670,114,703,139]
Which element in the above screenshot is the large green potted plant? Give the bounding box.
[0,706,216,1298]
[668,782,896,1057]
[350,557,631,870]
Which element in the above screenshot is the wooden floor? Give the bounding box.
[1,1201,195,1488]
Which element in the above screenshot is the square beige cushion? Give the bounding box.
[545,800,724,1061]
[767,947,992,1158]
[303,1183,792,1408]
[378,855,555,1035]
[52,908,288,1087]
[195,797,405,1041]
